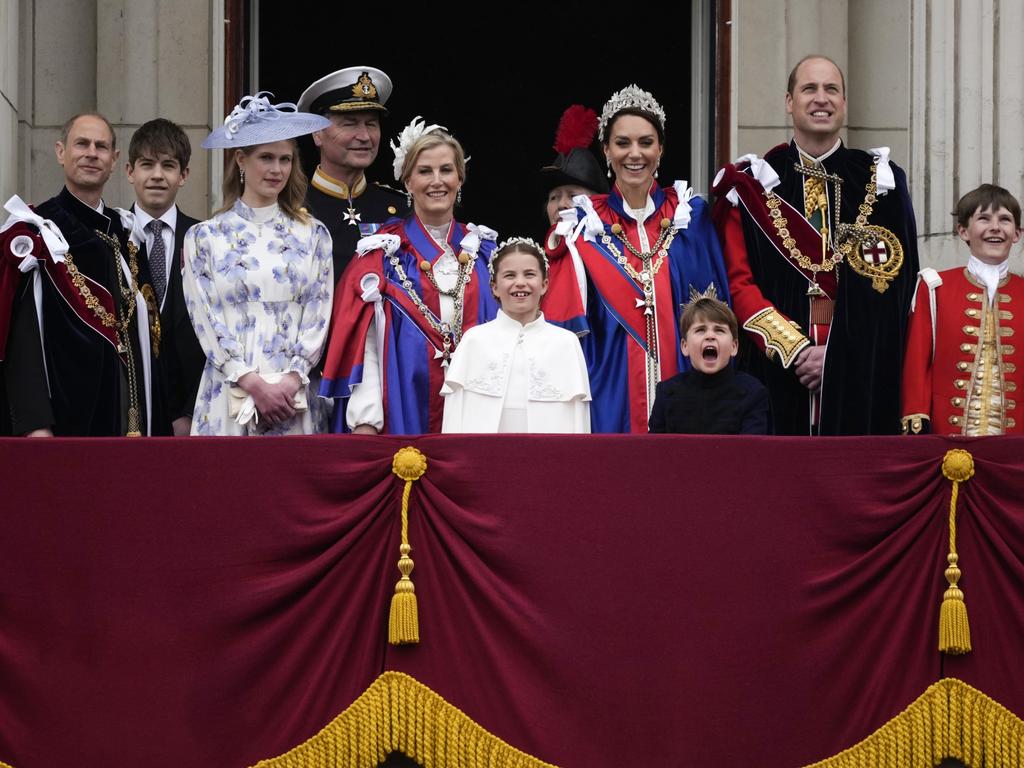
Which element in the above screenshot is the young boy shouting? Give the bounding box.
[901,184,1024,435]
[648,296,770,434]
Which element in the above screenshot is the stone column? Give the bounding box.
[1,0,18,202]
[910,0,1024,271]
[96,0,212,216]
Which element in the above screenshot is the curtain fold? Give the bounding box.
[0,435,1020,768]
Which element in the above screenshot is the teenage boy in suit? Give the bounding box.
[127,118,203,435]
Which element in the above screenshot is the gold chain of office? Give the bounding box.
[763,162,879,277]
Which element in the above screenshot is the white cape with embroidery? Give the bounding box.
[440,310,592,433]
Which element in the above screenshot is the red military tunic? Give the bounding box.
[901,267,1023,435]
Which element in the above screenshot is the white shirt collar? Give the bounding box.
[133,205,177,231]
[967,254,1009,303]
[794,138,842,165]
[495,308,546,331]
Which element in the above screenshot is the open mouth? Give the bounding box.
[810,110,832,118]
[623,163,646,172]
[427,191,448,199]
[702,344,719,362]
[510,291,531,299]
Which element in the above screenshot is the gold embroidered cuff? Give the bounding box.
[743,307,810,368]
[901,413,930,435]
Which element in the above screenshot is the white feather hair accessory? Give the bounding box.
[390,116,448,181]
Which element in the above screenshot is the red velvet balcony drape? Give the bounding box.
[0,435,1021,767]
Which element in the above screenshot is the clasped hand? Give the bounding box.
[237,372,302,424]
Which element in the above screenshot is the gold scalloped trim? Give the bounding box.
[251,671,557,768]
[803,678,1024,767]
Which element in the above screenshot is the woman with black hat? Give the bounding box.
[538,105,607,334]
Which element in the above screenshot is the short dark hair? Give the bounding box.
[603,108,666,146]
[679,297,738,339]
[61,112,116,150]
[787,55,846,97]
[954,184,1022,231]
[128,118,192,169]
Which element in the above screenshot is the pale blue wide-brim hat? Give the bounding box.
[202,92,331,150]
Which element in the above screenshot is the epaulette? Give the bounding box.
[373,182,406,198]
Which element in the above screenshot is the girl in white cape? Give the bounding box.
[441,237,591,433]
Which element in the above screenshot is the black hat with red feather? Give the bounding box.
[540,105,608,196]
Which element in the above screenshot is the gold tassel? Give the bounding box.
[389,447,427,645]
[939,449,974,655]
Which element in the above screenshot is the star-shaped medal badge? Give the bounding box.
[343,206,362,226]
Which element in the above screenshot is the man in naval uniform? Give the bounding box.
[297,66,408,282]
[713,55,919,434]
[0,112,167,436]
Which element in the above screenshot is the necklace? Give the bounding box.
[89,230,143,436]
[389,251,475,366]
[763,162,879,291]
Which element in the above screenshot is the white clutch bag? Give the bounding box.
[228,372,308,425]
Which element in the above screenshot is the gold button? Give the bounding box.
[388,206,397,215]
[967,292,980,301]
[965,308,979,318]
[951,397,964,407]
[960,343,974,353]
[970,418,980,426]
[963,325,979,335]
[957,361,969,371]
[971,401,981,409]
[955,379,967,389]
[949,416,961,425]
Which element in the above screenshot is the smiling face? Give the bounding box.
[491,248,548,325]
[958,205,1023,265]
[604,114,663,199]
[127,152,188,217]
[405,144,461,227]
[681,311,738,375]
[56,115,118,202]
[786,57,847,153]
[312,110,381,180]
[236,140,294,208]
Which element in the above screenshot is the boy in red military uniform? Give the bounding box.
[901,184,1023,435]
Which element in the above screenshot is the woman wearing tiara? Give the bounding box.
[441,237,591,433]
[319,118,498,434]
[549,85,730,433]
[184,93,333,436]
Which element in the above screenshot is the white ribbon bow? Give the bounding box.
[715,154,782,206]
[224,92,298,139]
[112,206,146,251]
[672,181,694,230]
[460,223,498,258]
[554,207,579,239]
[869,147,895,196]
[356,233,401,258]
[360,273,387,376]
[2,195,70,264]
[573,194,605,242]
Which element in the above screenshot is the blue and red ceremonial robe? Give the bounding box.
[319,216,497,434]
[560,184,729,433]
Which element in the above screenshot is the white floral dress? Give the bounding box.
[183,200,333,435]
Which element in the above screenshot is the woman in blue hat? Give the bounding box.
[183,93,334,435]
